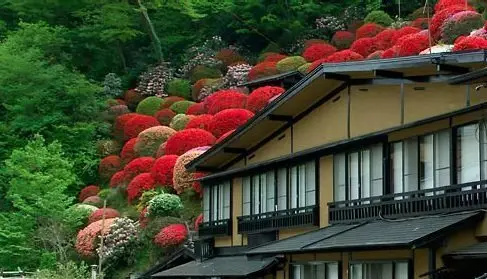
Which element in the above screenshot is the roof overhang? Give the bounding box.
[188,50,487,172]
[449,67,487,85]
[239,70,303,89]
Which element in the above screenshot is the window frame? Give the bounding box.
[348,260,412,279]
[290,261,341,279]
[202,181,232,223]
[242,159,319,217]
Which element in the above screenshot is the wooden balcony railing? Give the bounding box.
[198,219,232,237]
[194,237,214,261]
[237,205,319,233]
[329,180,487,223]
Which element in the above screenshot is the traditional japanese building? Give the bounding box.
[153,50,487,279]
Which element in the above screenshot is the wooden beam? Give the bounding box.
[436,63,469,74]
[223,147,246,154]
[323,72,350,81]
[267,114,293,122]
[195,166,219,173]
[374,70,404,79]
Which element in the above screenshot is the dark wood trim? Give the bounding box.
[374,70,404,78]
[436,63,469,74]
[268,114,293,122]
[223,147,246,154]
[324,72,350,81]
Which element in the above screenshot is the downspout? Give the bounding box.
[429,247,437,279]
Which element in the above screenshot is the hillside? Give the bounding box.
[2,0,487,278]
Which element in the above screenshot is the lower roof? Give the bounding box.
[151,255,278,278]
[449,67,487,85]
[445,241,487,260]
[246,211,482,255]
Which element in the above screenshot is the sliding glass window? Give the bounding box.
[291,262,339,279]
[350,262,409,279]
[202,181,231,222]
[456,122,487,185]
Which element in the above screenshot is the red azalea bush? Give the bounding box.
[331,31,355,50]
[151,155,179,186]
[453,36,487,51]
[123,157,155,182]
[304,39,327,49]
[123,115,160,140]
[208,109,255,138]
[127,173,156,202]
[381,46,399,58]
[121,138,137,164]
[307,58,328,73]
[391,26,421,44]
[192,172,206,196]
[215,48,244,66]
[374,29,398,50]
[435,0,467,12]
[114,113,137,140]
[160,96,186,109]
[139,207,149,228]
[367,50,384,59]
[356,23,385,39]
[248,62,279,81]
[185,114,213,131]
[325,50,364,64]
[82,196,102,206]
[88,208,121,224]
[350,37,379,57]
[216,129,235,143]
[203,90,248,115]
[395,33,430,57]
[110,171,126,188]
[154,109,176,126]
[430,5,475,41]
[440,11,484,44]
[79,185,100,202]
[75,218,116,258]
[260,52,287,63]
[246,86,285,113]
[164,129,216,155]
[412,18,429,29]
[124,89,143,107]
[302,43,337,62]
[192,79,209,100]
[194,214,203,231]
[98,155,122,180]
[154,224,188,248]
[186,103,206,115]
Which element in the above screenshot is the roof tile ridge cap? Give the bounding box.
[299,222,365,250]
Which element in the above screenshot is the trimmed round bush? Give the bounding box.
[167,79,191,100]
[412,18,429,30]
[364,11,393,26]
[197,78,224,101]
[136,96,164,116]
[75,218,116,258]
[409,6,433,20]
[79,185,100,202]
[127,173,156,202]
[156,142,167,158]
[164,129,216,155]
[124,89,144,108]
[147,193,183,217]
[113,113,137,140]
[430,5,475,41]
[367,50,385,59]
[307,50,364,72]
[331,31,355,50]
[103,105,130,122]
[374,29,398,50]
[123,114,160,140]
[435,0,466,12]
[151,155,179,187]
[391,26,421,44]
[276,56,307,73]
[186,103,206,115]
[192,79,209,100]
[246,86,285,113]
[259,52,287,63]
[155,109,176,126]
[440,11,484,44]
[192,172,206,196]
[110,171,126,188]
[160,96,186,109]
[356,23,386,39]
[189,65,222,83]
[154,224,187,248]
[75,203,98,213]
[298,63,312,74]
[302,43,336,62]
[215,48,245,66]
[350,37,379,57]
[453,36,487,51]
[173,147,210,193]
[248,62,279,81]
[304,39,328,49]
[395,33,430,56]
[216,129,235,143]
[170,114,193,131]
[96,140,121,157]
[203,90,248,115]
[123,157,155,183]
[208,109,254,138]
[99,155,123,180]
[82,196,102,206]
[170,100,195,114]
[134,126,176,157]
[121,138,137,164]
[381,46,399,58]
[186,114,213,131]
[88,208,120,224]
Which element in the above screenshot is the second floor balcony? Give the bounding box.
[329,180,487,224]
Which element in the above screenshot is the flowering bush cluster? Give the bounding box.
[173,147,210,193]
[302,43,336,62]
[88,208,121,224]
[96,140,121,158]
[395,33,430,56]
[99,155,122,180]
[204,90,248,115]
[160,96,185,109]
[83,196,102,206]
[134,126,176,157]
[276,56,307,73]
[208,109,254,138]
[124,89,144,108]
[186,103,206,115]
[123,157,155,182]
[136,63,173,97]
[103,73,123,99]
[170,114,193,131]
[166,79,191,100]
[222,63,252,88]
[127,173,156,202]
[430,5,474,41]
[114,113,137,140]
[123,114,160,140]
[154,224,188,248]
[197,78,225,101]
[110,171,126,188]
[155,109,176,126]
[331,31,355,50]
[170,100,195,114]
[189,65,221,83]
[136,96,164,116]
[186,114,213,131]
[75,218,116,258]
[350,37,379,57]
[215,48,245,66]
[440,11,484,44]
[246,86,285,113]
[315,16,346,34]
[453,36,487,51]
[259,52,287,63]
[79,185,100,202]
[164,128,216,155]
[364,11,393,26]
[151,155,179,187]
[247,62,279,81]
[120,138,137,164]
[147,193,183,217]
[356,23,385,39]
[96,218,138,261]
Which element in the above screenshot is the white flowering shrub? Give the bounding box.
[136,63,174,97]
[176,36,225,78]
[198,78,225,101]
[223,63,252,88]
[96,218,138,261]
[147,193,184,218]
[315,16,346,34]
[103,73,123,99]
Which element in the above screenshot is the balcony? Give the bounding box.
[198,219,232,237]
[194,237,215,260]
[329,180,487,224]
[237,205,319,234]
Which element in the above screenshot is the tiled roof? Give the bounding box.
[445,241,487,259]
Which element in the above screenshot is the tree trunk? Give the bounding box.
[137,0,164,62]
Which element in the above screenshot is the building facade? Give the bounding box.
[154,50,487,279]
